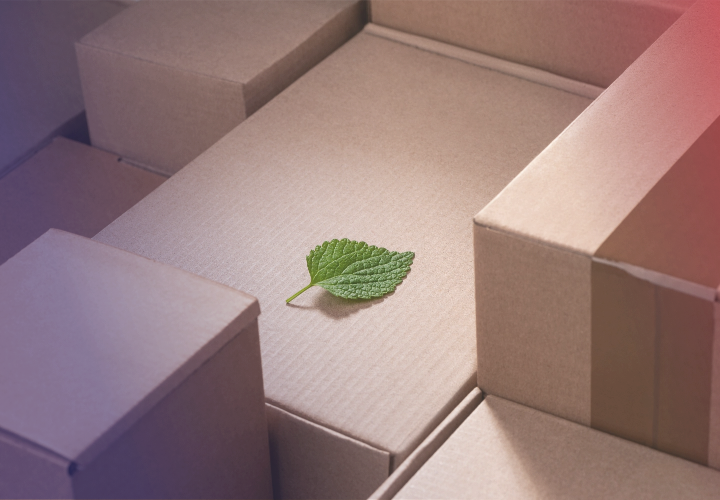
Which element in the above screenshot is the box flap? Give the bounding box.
[94,31,591,463]
[596,115,720,289]
[78,0,361,85]
[395,396,720,499]
[476,0,720,257]
[0,229,259,465]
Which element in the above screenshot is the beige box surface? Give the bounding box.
[0,0,126,176]
[370,0,691,88]
[475,0,720,467]
[0,229,271,499]
[94,23,596,497]
[393,395,720,499]
[76,0,365,175]
[0,137,164,267]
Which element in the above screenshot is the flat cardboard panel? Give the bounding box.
[0,229,259,464]
[591,262,656,446]
[77,43,245,174]
[0,0,125,175]
[267,404,389,500]
[370,388,483,500]
[0,137,164,266]
[0,432,72,499]
[596,115,720,289]
[73,321,272,499]
[94,30,592,467]
[394,396,720,499]
[77,0,365,174]
[476,0,720,257]
[371,0,688,88]
[655,287,713,464]
[475,226,591,425]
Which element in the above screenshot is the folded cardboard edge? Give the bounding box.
[266,402,390,499]
[474,217,718,304]
[369,388,483,500]
[29,230,261,467]
[363,23,604,100]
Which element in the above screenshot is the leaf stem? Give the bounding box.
[286,283,314,303]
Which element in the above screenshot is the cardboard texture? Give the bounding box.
[267,404,390,500]
[0,0,126,177]
[77,0,366,175]
[394,396,720,499]
[0,137,164,267]
[370,0,691,88]
[475,0,720,467]
[0,230,271,498]
[370,388,483,500]
[95,25,593,496]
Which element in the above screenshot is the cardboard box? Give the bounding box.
[0,229,271,499]
[0,0,126,176]
[370,0,691,88]
[390,395,720,499]
[0,137,164,267]
[475,0,720,467]
[76,0,366,175]
[94,23,598,497]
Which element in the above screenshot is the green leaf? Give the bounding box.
[286,239,414,303]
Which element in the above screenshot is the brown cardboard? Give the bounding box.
[0,229,271,498]
[0,0,126,176]
[267,404,390,500]
[394,396,720,499]
[474,0,720,467]
[370,388,483,500]
[0,137,164,267]
[370,0,691,88]
[94,25,594,496]
[76,0,366,175]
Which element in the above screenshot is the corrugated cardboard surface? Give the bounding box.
[394,396,720,499]
[370,388,483,500]
[0,229,260,465]
[595,115,720,288]
[95,29,592,476]
[370,0,690,88]
[476,0,720,257]
[73,321,271,499]
[475,226,591,425]
[77,0,365,174]
[0,432,72,499]
[474,0,720,467]
[267,404,389,500]
[0,137,164,266]
[0,0,126,176]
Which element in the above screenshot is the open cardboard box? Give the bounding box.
[475,0,720,468]
[0,230,271,498]
[76,0,366,176]
[0,0,126,177]
[0,137,164,267]
[92,18,602,498]
[387,394,720,499]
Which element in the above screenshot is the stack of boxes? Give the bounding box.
[3,0,720,498]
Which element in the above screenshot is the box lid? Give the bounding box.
[78,0,361,84]
[395,395,720,499]
[0,229,259,466]
[475,0,720,257]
